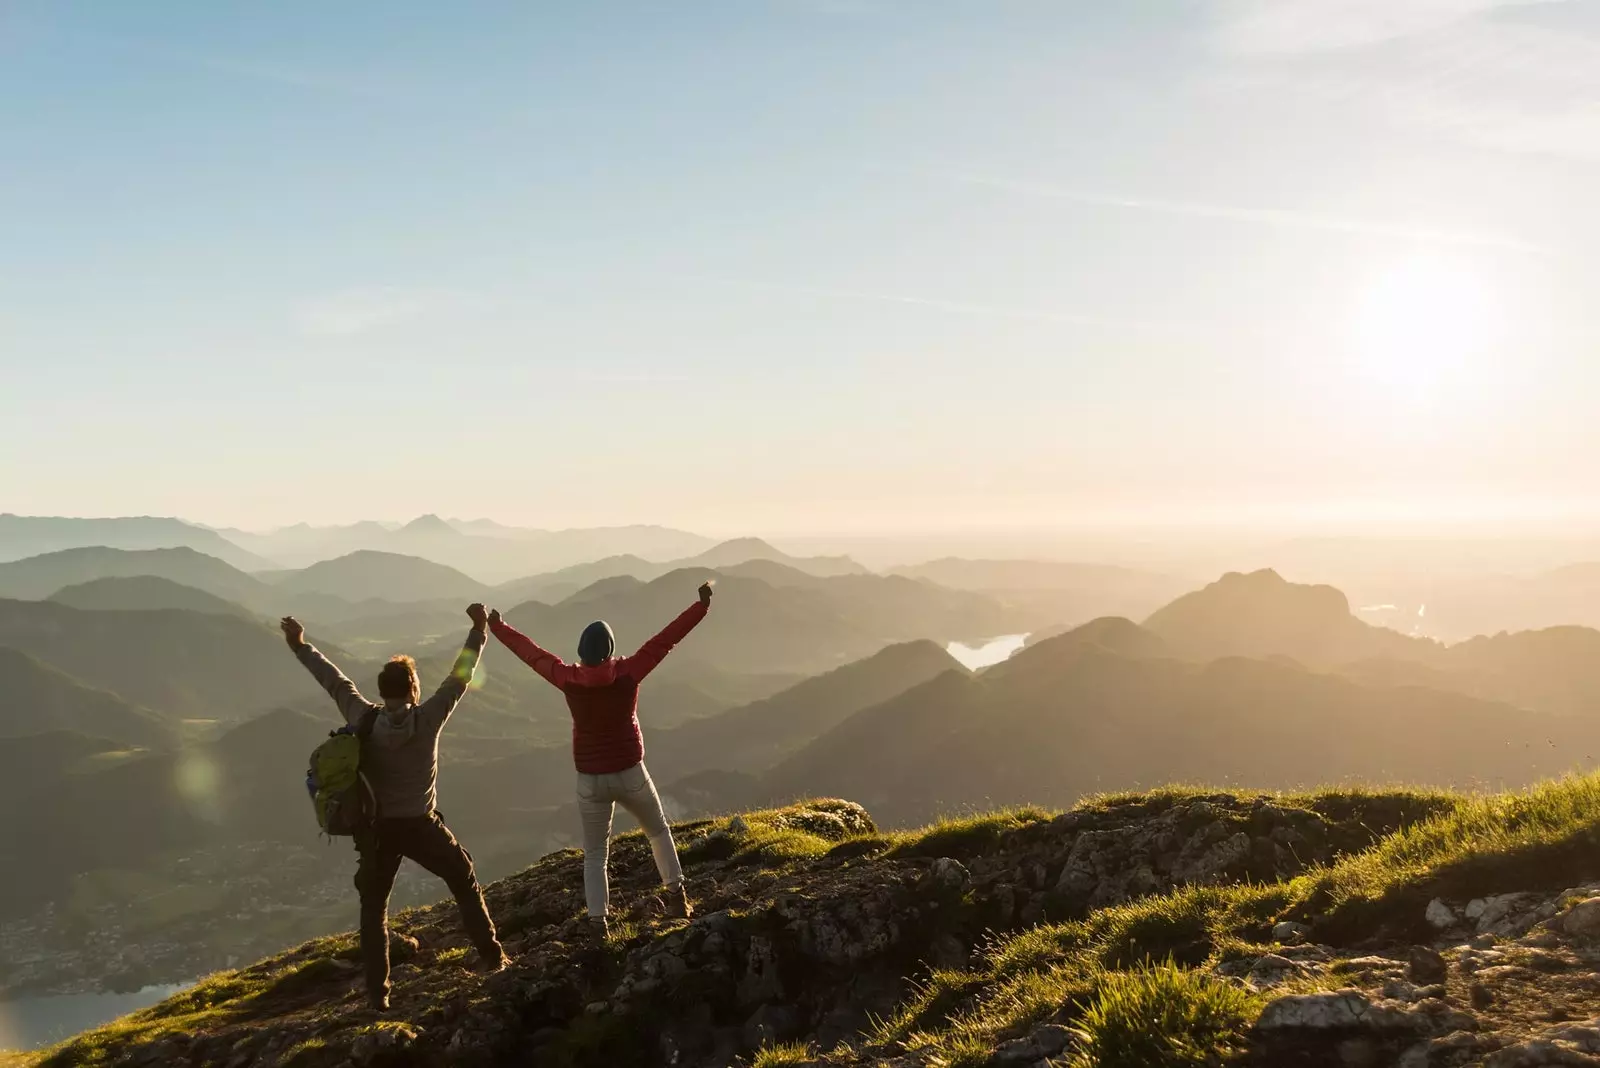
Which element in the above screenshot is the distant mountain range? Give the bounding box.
[751,613,1598,825]
[496,563,1016,676]
[492,538,868,604]
[0,519,273,573]
[217,515,721,582]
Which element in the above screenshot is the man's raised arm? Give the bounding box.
[488,609,574,689]
[620,581,713,682]
[417,604,490,730]
[281,616,375,726]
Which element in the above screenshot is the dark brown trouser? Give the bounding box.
[354,812,501,1004]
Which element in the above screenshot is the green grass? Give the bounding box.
[751,1041,816,1066]
[1064,963,1261,1068]
[1297,773,1600,939]
[678,800,881,869]
[436,946,470,966]
[280,1037,330,1067]
[869,775,1600,1064]
[885,808,1054,859]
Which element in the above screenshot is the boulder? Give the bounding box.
[929,857,970,891]
[1482,1021,1600,1067]
[1559,897,1600,938]
[1407,946,1447,986]
[991,1023,1074,1066]
[1425,899,1458,930]
[1246,954,1308,991]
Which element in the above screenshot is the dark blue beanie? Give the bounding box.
[578,620,616,665]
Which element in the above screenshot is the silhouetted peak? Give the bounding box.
[698,537,784,560]
[1155,569,1352,620]
[402,514,455,534]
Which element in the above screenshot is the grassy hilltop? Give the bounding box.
[12,775,1600,1067]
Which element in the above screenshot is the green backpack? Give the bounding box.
[305,710,379,837]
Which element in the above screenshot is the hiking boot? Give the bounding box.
[475,949,511,974]
[666,881,693,920]
[368,993,391,1013]
[588,916,610,941]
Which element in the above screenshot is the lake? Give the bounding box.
[946,633,1030,671]
[0,983,189,1052]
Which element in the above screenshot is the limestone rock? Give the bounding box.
[991,1023,1073,1065]
[1425,899,1458,930]
[1559,897,1600,938]
[1256,990,1473,1036]
[929,857,970,891]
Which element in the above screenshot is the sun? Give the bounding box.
[1348,253,1507,409]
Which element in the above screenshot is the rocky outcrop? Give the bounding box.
[32,792,1426,1068]
[38,790,1597,1068]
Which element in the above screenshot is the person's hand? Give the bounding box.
[698,581,714,606]
[467,603,489,628]
[488,608,503,626]
[280,616,305,648]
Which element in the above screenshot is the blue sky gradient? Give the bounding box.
[2,1,1595,534]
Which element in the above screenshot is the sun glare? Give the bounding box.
[1348,254,1507,410]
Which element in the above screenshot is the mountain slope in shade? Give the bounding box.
[0,599,349,724]
[0,514,272,571]
[0,707,330,917]
[49,575,256,619]
[492,555,655,605]
[499,565,1018,677]
[762,617,1596,825]
[263,550,489,603]
[1439,626,1600,716]
[0,646,176,746]
[442,639,965,824]
[653,638,965,778]
[0,546,268,604]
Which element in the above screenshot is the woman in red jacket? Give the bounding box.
[488,582,712,935]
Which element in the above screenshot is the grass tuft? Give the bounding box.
[1301,774,1600,939]
[1064,963,1261,1068]
[886,808,1054,859]
[751,1041,815,1067]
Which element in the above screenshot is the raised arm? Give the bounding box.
[619,582,712,682]
[416,604,490,731]
[281,616,376,726]
[488,609,575,689]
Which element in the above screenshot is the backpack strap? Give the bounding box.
[355,708,380,740]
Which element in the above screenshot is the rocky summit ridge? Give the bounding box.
[17,777,1600,1068]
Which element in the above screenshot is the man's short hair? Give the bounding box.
[377,656,420,703]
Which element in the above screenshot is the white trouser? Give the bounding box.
[576,762,682,919]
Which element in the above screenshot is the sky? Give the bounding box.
[1,0,1597,536]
